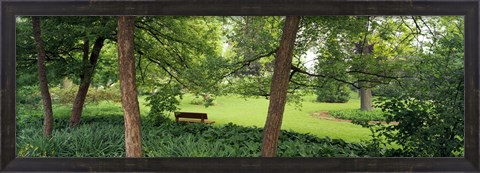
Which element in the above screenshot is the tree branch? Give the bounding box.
[145,56,189,88]
[347,70,410,80]
[290,65,359,89]
[135,23,189,68]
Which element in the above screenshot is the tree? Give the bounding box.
[15,17,116,128]
[69,36,106,127]
[354,40,375,111]
[291,16,415,111]
[118,16,142,157]
[261,16,301,157]
[31,16,53,137]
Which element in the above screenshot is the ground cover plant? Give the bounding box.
[17,111,384,157]
[328,109,386,122]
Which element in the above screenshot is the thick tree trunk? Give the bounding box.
[69,37,105,128]
[32,17,54,137]
[360,87,373,111]
[118,16,143,157]
[355,38,375,112]
[355,39,374,111]
[261,16,300,157]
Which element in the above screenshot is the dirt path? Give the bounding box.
[311,112,398,125]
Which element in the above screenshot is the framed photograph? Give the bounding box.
[2,0,479,172]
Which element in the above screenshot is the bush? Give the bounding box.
[190,93,215,107]
[315,81,350,103]
[50,85,121,105]
[145,84,183,125]
[190,97,204,105]
[373,97,463,157]
[328,109,386,122]
[17,86,42,108]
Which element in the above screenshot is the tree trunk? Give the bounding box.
[32,17,54,137]
[69,36,105,128]
[261,16,300,157]
[355,37,375,112]
[360,87,373,111]
[118,16,143,157]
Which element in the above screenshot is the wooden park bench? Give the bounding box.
[174,112,215,124]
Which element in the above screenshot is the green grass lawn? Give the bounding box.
[44,92,371,143]
[176,93,371,143]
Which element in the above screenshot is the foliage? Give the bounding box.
[348,119,392,157]
[49,84,121,105]
[145,84,183,125]
[189,97,204,105]
[17,123,125,157]
[17,86,42,109]
[293,16,414,95]
[16,17,117,88]
[371,85,399,97]
[135,16,228,97]
[220,16,308,105]
[224,16,282,77]
[17,114,384,157]
[190,93,216,107]
[373,97,463,157]
[315,80,350,103]
[358,16,465,157]
[329,109,386,122]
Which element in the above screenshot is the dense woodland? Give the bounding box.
[16,16,464,157]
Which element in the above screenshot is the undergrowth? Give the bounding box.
[328,109,386,122]
[17,113,385,157]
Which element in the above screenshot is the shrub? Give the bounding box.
[50,85,121,105]
[190,93,215,107]
[145,84,183,125]
[328,109,386,122]
[17,86,42,108]
[374,97,463,157]
[190,97,204,105]
[89,86,122,103]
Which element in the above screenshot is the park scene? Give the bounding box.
[16,16,464,157]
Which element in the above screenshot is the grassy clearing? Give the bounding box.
[177,93,371,143]
[23,92,372,143]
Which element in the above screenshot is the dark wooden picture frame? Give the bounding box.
[2,0,479,172]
